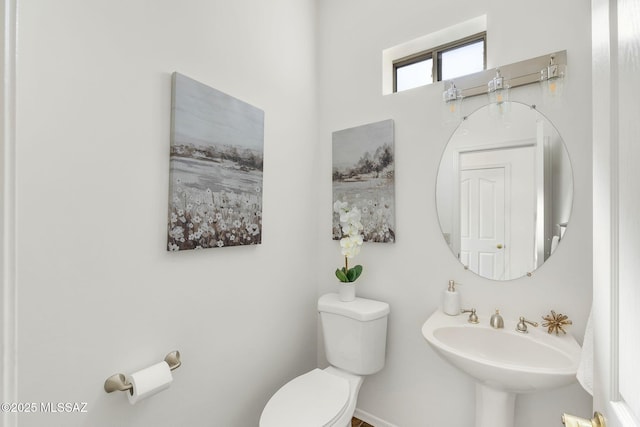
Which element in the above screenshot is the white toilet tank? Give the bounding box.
[317,293,390,375]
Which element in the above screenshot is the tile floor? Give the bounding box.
[351,417,375,427]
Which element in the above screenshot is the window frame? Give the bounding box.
[393,32,487,93]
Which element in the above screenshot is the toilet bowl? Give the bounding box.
[259,293,390,427]
[259,366,362,427]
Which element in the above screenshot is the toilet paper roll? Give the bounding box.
[126,361,173,405]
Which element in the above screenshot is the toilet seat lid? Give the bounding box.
[259,368,350,427]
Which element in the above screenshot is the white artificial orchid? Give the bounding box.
[341,222,363,237]
[333,200,348,214]
[340,234,363,258]
[334,201,364,282]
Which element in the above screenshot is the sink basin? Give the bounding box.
[422,310,582,427]
[423,311,581,392]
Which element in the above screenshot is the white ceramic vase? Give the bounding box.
[338,282,356,302]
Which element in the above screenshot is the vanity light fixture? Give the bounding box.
[487,69,509,104]
[540,54,566,101]
[487,69,510,116]
[442,81,463,123]
[437,50,566,118]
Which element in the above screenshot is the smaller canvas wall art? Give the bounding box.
[167,72,264,251]
[332,119,395,243]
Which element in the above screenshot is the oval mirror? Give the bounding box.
[436,101,573,280]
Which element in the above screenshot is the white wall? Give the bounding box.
[5,1,596,426]
[11,0,318,426]
[316,1,593,426]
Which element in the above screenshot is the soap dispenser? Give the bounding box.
[443,280,461,316]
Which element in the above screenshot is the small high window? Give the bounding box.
[395,57,433,92]
[393,33,486,93]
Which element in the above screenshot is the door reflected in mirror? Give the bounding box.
[436,102,573,280]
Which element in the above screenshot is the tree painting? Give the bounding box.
[332,119,395,243]
[167,73,264,251]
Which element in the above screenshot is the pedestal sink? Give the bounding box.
[422,310,581,427]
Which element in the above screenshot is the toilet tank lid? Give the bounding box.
[318,293,390,321]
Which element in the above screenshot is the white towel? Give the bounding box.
[550,235,560,254]
[576,307,593,395]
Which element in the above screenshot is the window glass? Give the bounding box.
[440,40,485,81]
[396,58,433,92]
[392,33,486,93]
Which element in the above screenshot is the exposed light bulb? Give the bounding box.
[442,82,463,124]
[540,55,566,104]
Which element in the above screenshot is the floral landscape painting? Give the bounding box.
[332,119,395,243]
[167,73,264,251]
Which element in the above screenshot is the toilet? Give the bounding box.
[259,293,390,427]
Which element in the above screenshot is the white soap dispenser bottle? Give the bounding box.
[443,280,461,316]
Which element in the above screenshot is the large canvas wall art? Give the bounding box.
[332,119,395,243]
[168,72,264,251]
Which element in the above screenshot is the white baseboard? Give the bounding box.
[354,408,399,427]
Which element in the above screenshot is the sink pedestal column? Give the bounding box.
[475,384,515,427]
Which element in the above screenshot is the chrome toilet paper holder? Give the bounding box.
[104,350,181,394]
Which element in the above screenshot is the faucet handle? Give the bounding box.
[490,309,504,329]
[516,316,539,333]
[461,308,479,324]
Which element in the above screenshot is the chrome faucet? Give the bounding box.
[516,316,539,333]
[489,309,504,329]
[461,308,479,324]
